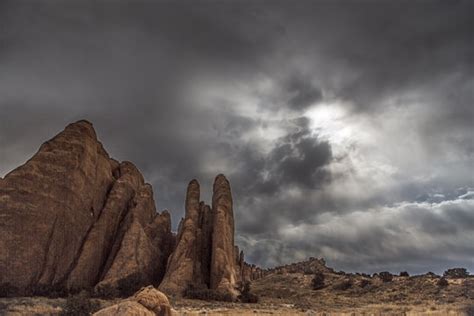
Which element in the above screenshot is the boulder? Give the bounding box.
[93,286,172,316]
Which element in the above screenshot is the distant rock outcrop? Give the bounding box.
[0,120,174,295]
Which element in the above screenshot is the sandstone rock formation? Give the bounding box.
[0,120,174,295]
[0,119,251,299]
[93,286,172,316]
[158,180,203,295]
[159,175,239,298]
[210,174,238,296]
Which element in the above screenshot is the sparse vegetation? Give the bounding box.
[378,272,393,283]
[425,272,438,278]
[184,284,234,302]
[332,279,352,291]
[303,268,313,275]
[359,279,371,288]
[0,283,18,298]
[239,282,259,303]
[94,283,118,299]
[33,284,69,298]
[117,273,145,297]
[62,290,99,316]
[443,268,469,278]
[399,271,409,277]
[437,277,449,287]
[311,272,325,290]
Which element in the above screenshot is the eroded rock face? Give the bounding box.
[0,120,246,298]
[0,120,173,295]
[159,180,205,295]
[210,174,238,296]
[159,174,239,298]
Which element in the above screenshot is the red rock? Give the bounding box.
[0,121,172,295]
[210,174,238,297]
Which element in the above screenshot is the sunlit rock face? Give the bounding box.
[0,120,174,295]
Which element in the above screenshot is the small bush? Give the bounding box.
[332,279,352,291]
[62,290,99,316]
[239,282,259,303]
[311,272,325,290]
[425,271,438,278]
[359,279,371,288]
[443,268,469,279]
[0,283,19,298]
[117,273,145,297]
[399,271,409,277]
[184,284,234,302]
[33,283,69,298]
[378,272,393,283]
[437,277,449,287]
[93,283,118,299]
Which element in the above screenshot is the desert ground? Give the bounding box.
[1,267,472,315]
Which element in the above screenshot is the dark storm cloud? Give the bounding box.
[1,0,473,273]
[285,76,323,111]
[246,117,332,194]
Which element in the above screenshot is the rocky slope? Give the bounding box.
[249,257,474,312]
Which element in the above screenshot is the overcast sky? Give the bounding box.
[1,0,473,274]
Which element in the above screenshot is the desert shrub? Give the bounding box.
[378,272,393,283]
[93,283,118,299]
[33,283,69,298]
[311,272,325,290]
[303,268,313,275]
[62,290,100,316]
[359,279,371,288]
[184,284,234,302]
[332,279,352,291]
[0,283,19,297]
[117,273,145,297]
[399,271,409,277]
[425,272,438,278]
[239,282,259,303]
[443,268,469,278]
[437,277,449,287]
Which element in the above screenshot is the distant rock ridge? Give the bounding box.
[0,120,252,297]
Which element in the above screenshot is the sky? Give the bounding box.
[0,0,473,274]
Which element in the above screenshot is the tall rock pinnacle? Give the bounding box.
[159,174,240,298]
[159,180,202,295]
[210,174,238,296]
